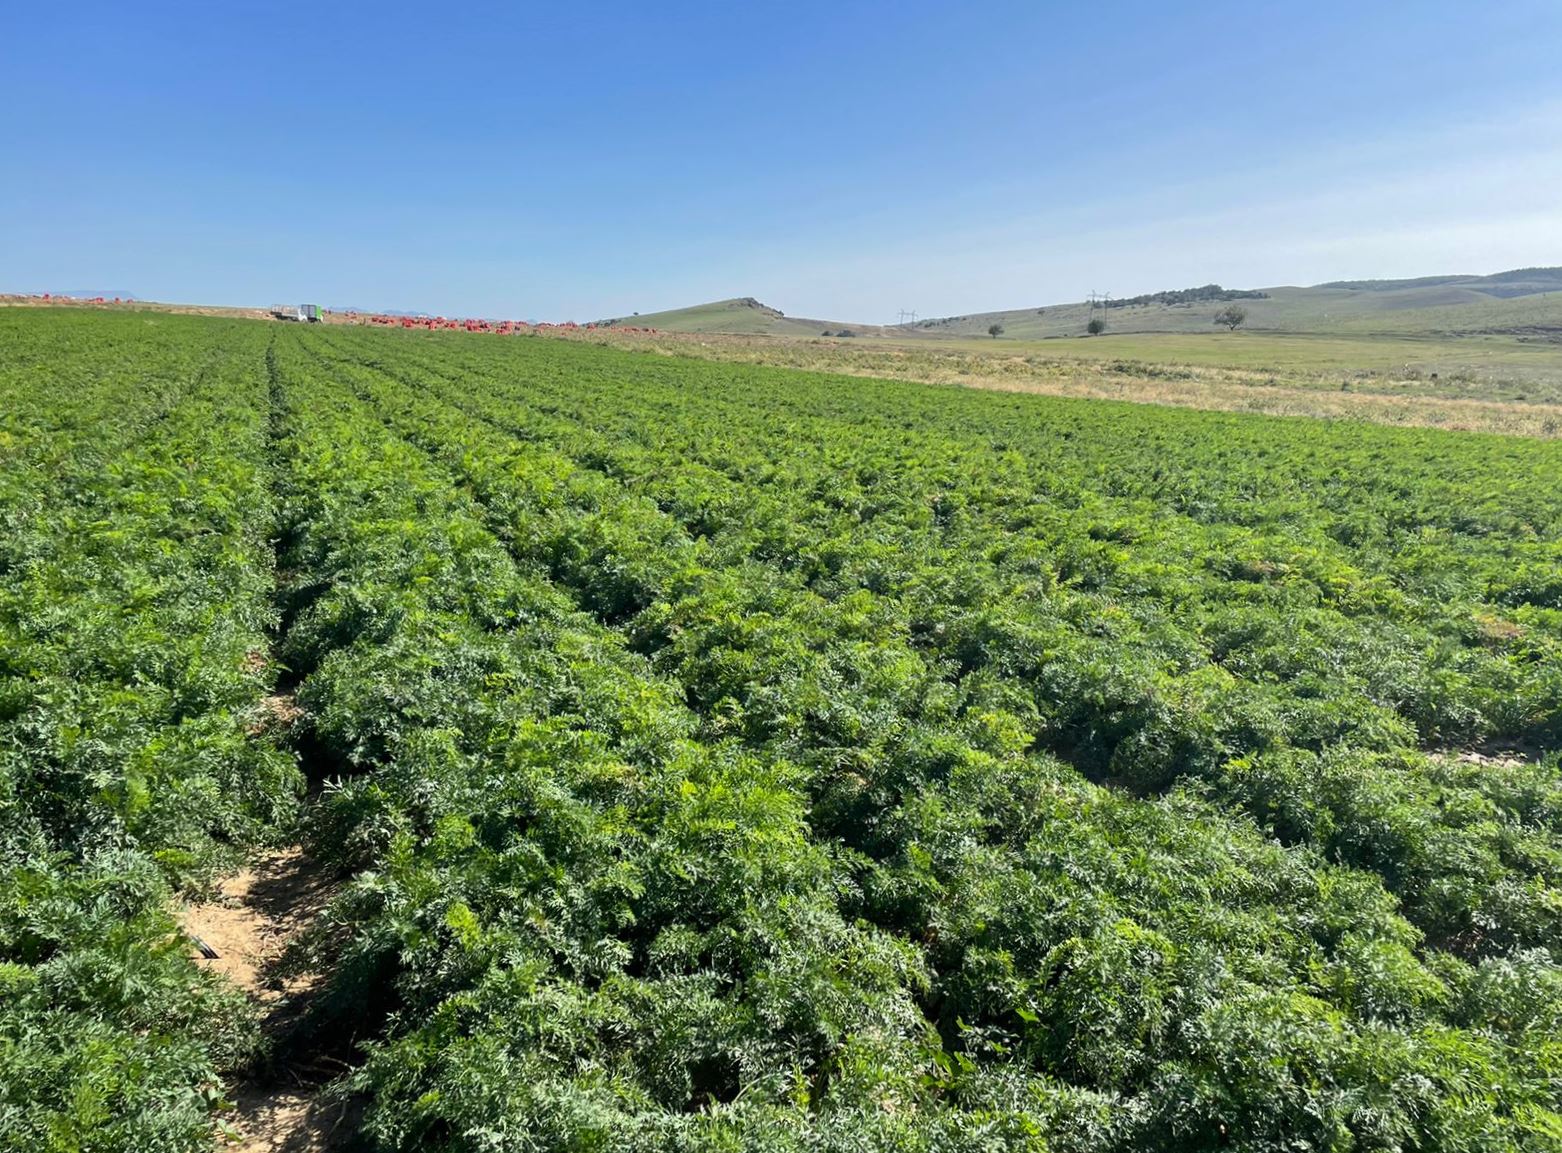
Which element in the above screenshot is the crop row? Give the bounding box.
[276,329,1562,1150]
[268,345,1011,1147]
[1,313,299,1147]
[315,331,1562,958]
[6,308,1560,1150]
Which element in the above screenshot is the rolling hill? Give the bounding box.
[622,268,1562,342]
[594,296,899,338]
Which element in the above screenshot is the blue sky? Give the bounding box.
[5,1,1561,321]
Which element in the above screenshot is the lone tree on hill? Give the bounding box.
[1087,316,1106,335]
[1214,304,1248,331]
[988,323,1004,338]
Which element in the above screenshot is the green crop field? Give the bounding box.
[4,308,1562,1151]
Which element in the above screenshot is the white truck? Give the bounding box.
[271,304,322,323]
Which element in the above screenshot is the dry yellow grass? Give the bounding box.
[553,327,1562,439]
[0,295,274,321]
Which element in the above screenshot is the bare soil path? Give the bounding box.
[182,846,358,1151]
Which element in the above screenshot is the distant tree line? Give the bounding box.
[1107,284,1269,309]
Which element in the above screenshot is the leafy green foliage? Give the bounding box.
[3,309,1559,1149]
[0,312,299,1150]
[274,327,1559,1148]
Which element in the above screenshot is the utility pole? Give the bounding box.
[897,309,919,326]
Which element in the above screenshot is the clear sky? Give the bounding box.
[5,1,1561,321]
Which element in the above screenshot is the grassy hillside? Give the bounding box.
[629,269,1562,343]
[913,282,1562,340]
[595,296,890,338]
[1327,290,1562,338]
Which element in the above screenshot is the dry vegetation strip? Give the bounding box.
[553,327,1562,438]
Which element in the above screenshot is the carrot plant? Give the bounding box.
[3,307,1559,1150]
[0,312,299,1148]
[271,327,1560,1150]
